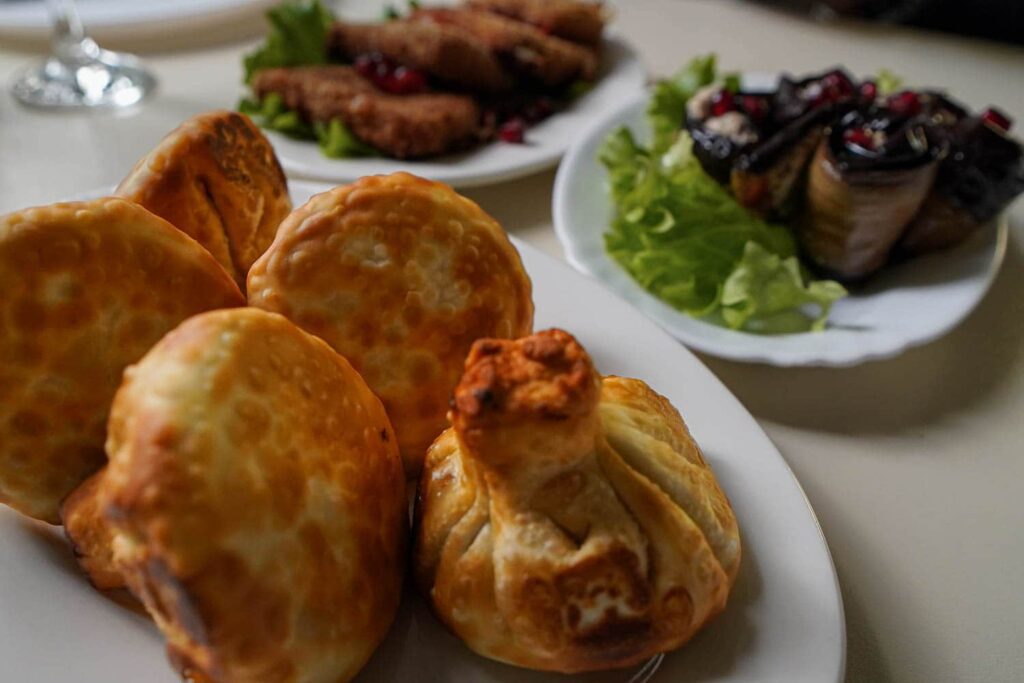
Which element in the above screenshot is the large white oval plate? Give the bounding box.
[266,38,647,189]
[0,182,844,682]
[553,94,1009,367]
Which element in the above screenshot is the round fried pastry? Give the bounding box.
[99,308,406,683]
[0,198,244,523]
[248,172,534,473]
[116,110,291,288]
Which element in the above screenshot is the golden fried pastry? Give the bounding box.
[116,110,291,289]
[62,468,124,590]
[97,308,406,683]
[0,198,244,524]
[248,172,533,474]
[414,329,741,673]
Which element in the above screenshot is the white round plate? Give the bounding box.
[553,93,1009,367]
[0,0,276,40]
[266,38,647,189]
[0,182,844,682]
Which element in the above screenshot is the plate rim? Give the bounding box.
[552,91,1009,367]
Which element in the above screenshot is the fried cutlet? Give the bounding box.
[327,20,512,94]
[467,0,607,46]
[251,66,483,159]
[412,7,598,88]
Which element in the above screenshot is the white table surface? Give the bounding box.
[1,1,1023,681]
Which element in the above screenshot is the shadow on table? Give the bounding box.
[700,227,1024,435]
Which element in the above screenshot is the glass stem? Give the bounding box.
[47,0,97,63]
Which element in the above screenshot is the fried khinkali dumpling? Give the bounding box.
[414,329,740,673]
[116,111,291,289]
[248,172,533,474]
[0,198,244,524]
[92,308,406,683]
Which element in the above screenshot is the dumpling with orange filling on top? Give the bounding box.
[247,172,534,475]
[414,329,741,673]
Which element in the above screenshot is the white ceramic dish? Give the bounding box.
[265,38,647,189]
[0,181,844,682]
[553,94,1009,367]
[0,0,276,41]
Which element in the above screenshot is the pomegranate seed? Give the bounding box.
[354,53,377,79]
[742,95,769,121]
[387,66,427,94]
[710,89,735,117]
[859,81,878,101]
[523,97,554,123]
[843,127,876,151]
[498,117,526,144]
[888,90,921,116]
[981,107,1013,133]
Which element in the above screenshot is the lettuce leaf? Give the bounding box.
[647,54,717,154]
[243,0,333,84]
[239,94,378,158]
[314,119,378,158]
[600,128,846,334]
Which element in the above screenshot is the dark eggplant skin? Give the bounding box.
[899,117,1024,255]
[686,69,858,216]
[799,110,945,281]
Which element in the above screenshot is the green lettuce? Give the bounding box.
[647,54,717,154]
[243,0,333,84]
[239,93,378,158]
[600,65,846,334]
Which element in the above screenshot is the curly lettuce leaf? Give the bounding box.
[600,130,845,333]
[243,0,333,84]
[647,54,717,154]
[314,119,378,158]
[239,93,316,139]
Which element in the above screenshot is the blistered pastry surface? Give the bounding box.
[0,198,244,523]
[248,172,533,473]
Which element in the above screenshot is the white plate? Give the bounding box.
[0,181,844,682]
[553,94,1009,367]
[267,38,647,189]
[0,0,276,40]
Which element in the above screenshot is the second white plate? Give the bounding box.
[267,38,647,189]
[553,94,1008,367]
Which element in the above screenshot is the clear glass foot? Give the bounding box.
[10,0,155,110]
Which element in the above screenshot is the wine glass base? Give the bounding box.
[10,49,155,110]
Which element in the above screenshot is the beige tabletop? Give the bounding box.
[1,1,1022,681]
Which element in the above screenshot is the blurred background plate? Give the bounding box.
[0,181,844,683]
[553,90,1008,367]
[265,38,647,189]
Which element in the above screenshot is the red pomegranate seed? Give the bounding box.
[387,66,427,94]
[860,81,878,101]
[354,53,376,79]
[498,118,526,144]
[711,89,735,117]
[843,127,876,151]
[981,107,1013,133]
[742,95,768,121]
[888,90,921,116]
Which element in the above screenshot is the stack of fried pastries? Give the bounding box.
[1,109,740,682]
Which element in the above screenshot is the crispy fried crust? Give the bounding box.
[412,8,597,87]
[327,20,512,93]
[99,308,406,683]
[0,198,244,523]
[61,468,124,590]
[247,173,533,474]
[467,0,607,46]
[116,111,291,289]
[414,329,740,673]
[251,66,483,159]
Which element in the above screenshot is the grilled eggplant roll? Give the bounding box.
[899,107,1024,255]
[800,102,946,281]
[686,69,859,216]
